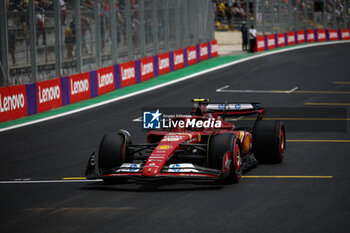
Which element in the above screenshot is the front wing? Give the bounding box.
[86,157,225,181]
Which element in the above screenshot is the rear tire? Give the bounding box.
[253,120,286,163]
[98,131,131,183]
[208,133,242,184]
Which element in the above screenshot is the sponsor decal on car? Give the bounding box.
[148,159,163,162]
[207,104,254,111]
[153,151,167,154]
[149,156,166,159]
[117,163,142,172]
[168,163,199,173]
[157,145,173,150]
[161,135,185,142]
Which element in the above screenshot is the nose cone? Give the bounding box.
[142,167,159,176]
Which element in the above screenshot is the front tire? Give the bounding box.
[208,133,242,184]
[98,131,131,183]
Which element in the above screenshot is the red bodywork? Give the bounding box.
[102,103,264,180]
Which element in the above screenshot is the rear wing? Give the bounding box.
[192,99,265,120]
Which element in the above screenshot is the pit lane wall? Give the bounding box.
[0,41,218,123]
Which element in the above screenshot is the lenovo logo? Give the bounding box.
[141,62,154,76]
[174,54,184,65]
[98,72,114,88]
[200,46,208,56]
[71,79,89,95]
[121,67,135,81]
[38,85,60,104]
[0,93,25,112]
[159,58,169,70]
[188,50,196,61]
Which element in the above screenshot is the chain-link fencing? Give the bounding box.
[214,0,349,34]
[0,0,215,87]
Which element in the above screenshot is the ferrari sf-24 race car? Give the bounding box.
[85,99,286,184]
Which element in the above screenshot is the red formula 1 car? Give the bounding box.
[85,99,286,184]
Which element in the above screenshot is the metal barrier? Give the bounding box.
[0,0,214,87]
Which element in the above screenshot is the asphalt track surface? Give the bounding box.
[1,43,350,233]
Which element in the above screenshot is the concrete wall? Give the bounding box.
[215,31,242,45]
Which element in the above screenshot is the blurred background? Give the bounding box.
[0,0,214,86]
[214,0,349,33]
[0,0,349,87]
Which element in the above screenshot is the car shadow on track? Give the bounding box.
[80,180,226,192]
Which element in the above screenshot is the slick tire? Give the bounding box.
[208,133,242,184]
[98,131,130,183]
[253,120,286,164]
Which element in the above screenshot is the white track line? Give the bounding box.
[132,117,143,122]
[287,87,299,93]
[216,86,298,93]
[0,179,102,184]
[1,40,349,133]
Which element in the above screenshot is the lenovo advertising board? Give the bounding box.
[328,29,339,41]
[277,33,286,47]
[307,30,315,42]
[255,36,265,52]
[97,66,115,95]
[186,46,197,66]
[317,29,327,42]
[199,42,209,61]
[341,29,350,40]
[69,72,90,104]
[140,56,155,82]
[286,32,296,46]
[0,85,27,122]
[173,49,185,70]
[210,40,218,57]
[266,35,276,50]
[37,78,62,113]
[296,30,305,44]
[157,53,170,76]
[119,61,137,87]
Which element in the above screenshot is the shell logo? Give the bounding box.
[157,145,172,150]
